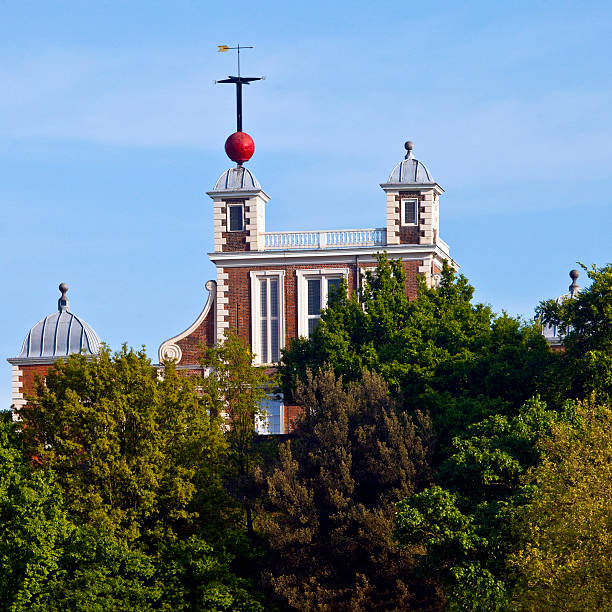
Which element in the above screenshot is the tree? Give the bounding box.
[538,262,612,403]
[280,255,553,442]
[0,414,71,610]
[509,399,612,611]
[262,368,438,611]
[19,346,229,544]
[12,347,267,610]
[395,486,506,611]
[395,397,565,611]
[198,331,275,540]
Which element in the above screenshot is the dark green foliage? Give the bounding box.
[396,397,565,609]
[262,368,439,611]
[438,396,561,502]
[37,527,159,612]
[396,486,506,611]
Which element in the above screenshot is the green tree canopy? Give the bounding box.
[395,396,565,611]
[18,346,229,544]
[0,414,71,610]
[280,255,553,442]
[538,262,612,402]
[9,345,266,611]
[509,399,612,611]
[198,331,276,540]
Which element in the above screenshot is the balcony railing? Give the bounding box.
[263,228,387,250]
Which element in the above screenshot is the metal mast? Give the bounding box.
[216,44,263,132]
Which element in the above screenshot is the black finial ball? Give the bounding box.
[59,282,68,295]
[569,269,580,281]
[404,141,414,152]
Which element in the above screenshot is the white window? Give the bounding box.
[250,270,285,365]
[401,199,419,226]
[296,268,348,337]
[255,398,285,435]
[227,204,244,231]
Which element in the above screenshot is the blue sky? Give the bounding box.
[2,1,611,408]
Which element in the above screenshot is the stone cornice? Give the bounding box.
[208,242,454,268]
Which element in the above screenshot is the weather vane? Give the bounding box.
[216,44,264,133]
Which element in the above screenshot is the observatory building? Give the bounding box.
[159,135,456,433]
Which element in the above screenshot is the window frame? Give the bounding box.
[250,270,285,365]
[296,268,349,337]
[227,203,245,232]
[255,398,285,435]
[401,198,419,226]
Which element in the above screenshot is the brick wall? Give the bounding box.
[221,259,423,349]
[175,305,216,363]
[284,404,302,433]
[222,231,249,252]
[20,364,53,401]
[395,191,427,245]
[402,260,421,299]
[217,199,251,252]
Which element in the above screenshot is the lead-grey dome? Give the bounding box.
[213,165,261,191]
[386,142,435,184]
[16,284,101,360]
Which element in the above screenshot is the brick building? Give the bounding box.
[158,139,455,433]
[7,283,101,413]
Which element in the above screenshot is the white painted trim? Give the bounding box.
[216,268,229,342]
[296,268,349,337]
[158,280,217,363]
[10,365,25,419]
[209,243,451,266]
[207,189,271,202]
[226,203,245,232]
[249,270,286,366]
[380,182,444,195]
[401,198,419,226]
[255,398,285,435]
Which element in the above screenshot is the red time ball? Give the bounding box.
[225,131,255,164]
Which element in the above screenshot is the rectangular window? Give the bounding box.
[228,204,244,231]
[296,270,348,337]
[327,277,341,296]
[259,278,280,363]
[260,280,268,363]
[255,399,284,435]
[307,278,321,335]
[402,199,418,225]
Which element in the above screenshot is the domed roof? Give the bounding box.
[386,141,435,184]
[15,283,101,360]
[213,165,261,192]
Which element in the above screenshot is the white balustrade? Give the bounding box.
[263,228,386,250]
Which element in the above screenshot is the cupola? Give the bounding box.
[381,141,444,249]
[386,141,435,184]
[11,283,101,362]
[7,283,102,413]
